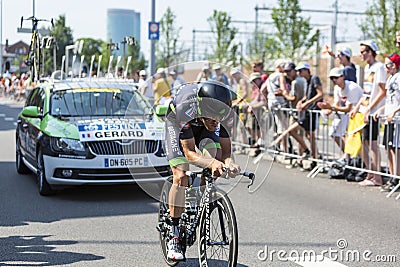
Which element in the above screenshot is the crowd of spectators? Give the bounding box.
[0,72,33,102]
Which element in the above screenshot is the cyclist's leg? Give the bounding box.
[169,164,189,219]
[164,109,189,261]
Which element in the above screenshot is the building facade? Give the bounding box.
[107,8,140,57]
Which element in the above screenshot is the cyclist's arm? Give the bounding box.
[181,138,224,175]
[220,137,241,175]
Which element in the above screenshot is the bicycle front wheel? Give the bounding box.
[198,190,238,267]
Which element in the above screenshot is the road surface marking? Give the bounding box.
[4,117,15,121]
[288,255,349,267]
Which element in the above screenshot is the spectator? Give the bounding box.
[318,67,363,162]
[328,47,357,83]
[261,59,289,153]
[196,64,212,82]
[138,70,154,104]
[212,64,229,85]
[268,62,311,167]
[373,53,400,191]
[351,41,386,186]
[169,69,185,97]
[252,60,268,81]
[231,67,251,153]
[296,62,323,170]
[246,72,266,156]
[153,68,171,106]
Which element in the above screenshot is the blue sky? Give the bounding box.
[2,0,369,59]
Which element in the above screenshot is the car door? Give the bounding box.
[18,88,39,160]
[26,87,45,164]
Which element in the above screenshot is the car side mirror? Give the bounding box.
[22,106,43,119]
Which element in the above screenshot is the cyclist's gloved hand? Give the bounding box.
[210,159,225,177]
[226,162,241,178]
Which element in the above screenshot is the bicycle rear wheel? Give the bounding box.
[158,177,179,266]
[198,190,238,267]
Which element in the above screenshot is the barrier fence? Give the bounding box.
[233,106,400,200]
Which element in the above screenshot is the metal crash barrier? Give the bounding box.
[232,106,400,200]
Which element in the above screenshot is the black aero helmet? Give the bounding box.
[197,80,232,120]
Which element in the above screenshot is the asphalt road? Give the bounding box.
[0,101,399,267]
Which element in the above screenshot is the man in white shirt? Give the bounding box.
[351,41,386,186]
[138,70,154,104]
[319,68,363,160]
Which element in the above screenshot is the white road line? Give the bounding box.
[4,117,15,121]
[0,113,5,117]
[288,255,349,267]
[13,122,18,126]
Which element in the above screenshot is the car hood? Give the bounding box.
[41,115,164,141]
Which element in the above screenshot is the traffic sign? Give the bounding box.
[148,22,159,40]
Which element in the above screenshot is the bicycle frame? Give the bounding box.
[20,16,54,82]
[182,171,216,247]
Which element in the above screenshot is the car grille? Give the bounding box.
[87,140,158,155]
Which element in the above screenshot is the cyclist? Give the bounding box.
[164,80,241,261]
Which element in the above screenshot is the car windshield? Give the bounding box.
[50,88,151,117]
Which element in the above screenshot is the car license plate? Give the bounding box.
[104,157,148,167]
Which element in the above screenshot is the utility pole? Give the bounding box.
[150,0,156,76]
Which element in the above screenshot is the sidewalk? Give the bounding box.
[0,95,25,108]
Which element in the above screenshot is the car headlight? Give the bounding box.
[52,138,85,153]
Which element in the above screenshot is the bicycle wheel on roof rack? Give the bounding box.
[31,33,41,83]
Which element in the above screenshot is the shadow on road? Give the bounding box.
[0,235,103,266]
[0,161,162,227]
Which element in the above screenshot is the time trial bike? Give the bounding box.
[157,167,255,266]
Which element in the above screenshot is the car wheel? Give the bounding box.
[16,138,30,174]
[37,149,54,196]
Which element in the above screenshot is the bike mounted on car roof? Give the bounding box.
[20,15,55,83]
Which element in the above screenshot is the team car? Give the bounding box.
[16,78,171,195]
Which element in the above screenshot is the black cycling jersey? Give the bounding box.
[164,84,234,167]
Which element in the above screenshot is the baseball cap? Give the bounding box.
[275,59,287,68]
[139,70,147,76]
[213,64,221,70]
[249,72,261,81]
[283,62,296,71]
[360,40,379,52]
[156,68,165,74]
[169,69,177,75]
[388,53,400,66]
[295,62,311,71]
[230,67,240,75]
[338,47,352,57]
[329,67,344,78]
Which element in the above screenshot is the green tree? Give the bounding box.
[207,10,238,64]
[76,37,104,75]
[271,0,320,60]
[43,15,74,74]
[126,44,146,75]
[156,7,183,68]
[247,31,280,65]
[359,0,400,54]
